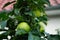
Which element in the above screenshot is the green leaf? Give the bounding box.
[15,29,27,35]
[25,11,34,16]
[28,32,40,40]
[0,33,7,39]
[45,0,50,5]
[14,0,23,8]
[0,12,8,21]
[14,9,20,15]
[15,15,24,21]
[0,20,7,29]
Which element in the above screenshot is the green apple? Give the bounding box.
[33,9,43,17]
[16,22,30,32]
[38,22,46,32]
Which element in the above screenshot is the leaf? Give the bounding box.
[0,20,7,29]
[14,9,20,15]
[0,33,7,39]
[0,12,9,21]
[15,15,24,21]
[2,1,15,9]
[28,32,40,40]
[14,0,23,8]
[45,0,50,5]
[15,29,27,35]
[25,11,33,16]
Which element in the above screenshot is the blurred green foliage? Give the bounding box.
[0,0,51,40]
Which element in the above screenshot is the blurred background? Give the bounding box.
[0,0,60,11]
[0,0,60,40]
